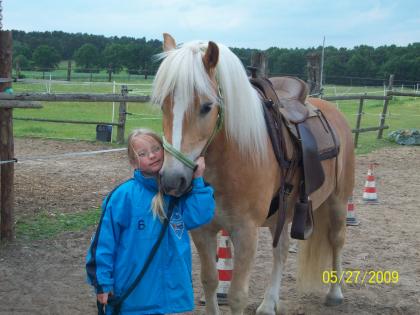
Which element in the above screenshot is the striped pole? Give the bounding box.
[198,229,234,306]
[362,164,379,204]
[346,194,360,226]
[216,229,233,305]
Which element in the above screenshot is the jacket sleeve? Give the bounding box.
[180,177,215,230]
[86,195,122,294]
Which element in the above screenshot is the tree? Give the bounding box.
[123,43,143,73]
[74,43,101,71]
[13,55,31,71]
[102,43,127,73]
[346,53,376,78]
[32,45,61,71]
[13,40,32,59]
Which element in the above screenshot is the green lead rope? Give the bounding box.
[162,136,197,170]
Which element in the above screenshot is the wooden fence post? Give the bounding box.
[67,60,72,81]
[108,64,113,82]
[250,52,267,78]
[116,85,128,144]
[354,97,364,147]
[0,30,15,241]
[377,74,394,139]
[306,53,321,96]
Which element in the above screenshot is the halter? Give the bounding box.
[162,104,224,170]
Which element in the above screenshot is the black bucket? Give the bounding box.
[96,124,112,142]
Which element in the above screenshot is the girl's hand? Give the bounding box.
[97,292,111,304]
[193,157,206,178]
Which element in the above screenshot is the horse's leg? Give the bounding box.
[190,228,220,315]
[256,223,290,315]
[325,195,347,306]
[229,224,259,315]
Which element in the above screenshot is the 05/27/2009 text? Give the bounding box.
[322,270,399,285]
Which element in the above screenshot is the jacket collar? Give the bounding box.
[134,169,159,191]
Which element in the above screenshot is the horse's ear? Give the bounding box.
[203,41,219,71]
[163,33,176,51]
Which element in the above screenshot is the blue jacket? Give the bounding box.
[86,169,215,314]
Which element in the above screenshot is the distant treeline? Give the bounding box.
[11,30,420,84]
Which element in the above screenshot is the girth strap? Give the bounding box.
[260,96,298,247]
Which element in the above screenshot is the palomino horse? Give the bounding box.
[152,33,355,315]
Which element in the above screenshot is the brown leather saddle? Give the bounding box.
[250,76,339,245]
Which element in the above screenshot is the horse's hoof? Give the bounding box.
[324,295,343,306]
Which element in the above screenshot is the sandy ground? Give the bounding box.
[0,138,419,315]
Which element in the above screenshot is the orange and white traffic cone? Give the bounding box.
[198,229,233,306]
[362,164,379,204]
[215,229,233,305]
[346,194,360,226]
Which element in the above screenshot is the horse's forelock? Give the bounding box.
[153,40,269,165]
[152,41,217,113]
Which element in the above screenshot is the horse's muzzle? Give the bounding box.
[160,169,192,197]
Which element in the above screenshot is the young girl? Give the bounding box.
[86,128,215,315]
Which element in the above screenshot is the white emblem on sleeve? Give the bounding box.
[170,211,185,239]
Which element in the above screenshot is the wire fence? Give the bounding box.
[14,67,154,82]
[15,67,420,87]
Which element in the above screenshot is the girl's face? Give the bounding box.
[131,135,164,175]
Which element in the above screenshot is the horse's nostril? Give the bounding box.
[179,176,186,191]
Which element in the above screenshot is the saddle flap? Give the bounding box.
[297,122,325,194]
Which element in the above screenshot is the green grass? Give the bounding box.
[16,208,101,240]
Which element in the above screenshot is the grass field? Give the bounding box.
[11,80,419,154]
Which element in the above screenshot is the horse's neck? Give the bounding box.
[203,129,282,225]
[204,130,280,189]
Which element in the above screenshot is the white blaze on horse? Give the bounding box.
[152,33,355,315]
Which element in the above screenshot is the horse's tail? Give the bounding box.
[296,202,332,293]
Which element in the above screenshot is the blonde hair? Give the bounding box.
[127,128,166,221]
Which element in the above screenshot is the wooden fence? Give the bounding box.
[321,75,420,147]
[0,30,155,240]
[0,89,151,144]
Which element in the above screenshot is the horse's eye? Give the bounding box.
[200,102,212,115]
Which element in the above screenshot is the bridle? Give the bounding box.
[162,104,224,170]
[162,88,224,170]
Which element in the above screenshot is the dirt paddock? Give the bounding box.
[0,138,419,314]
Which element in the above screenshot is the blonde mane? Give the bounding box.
[152,41,268,163]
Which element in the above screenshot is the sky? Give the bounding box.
[2,0,420,49]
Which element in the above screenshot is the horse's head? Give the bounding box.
[153,33,223,196]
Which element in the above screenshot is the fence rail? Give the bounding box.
[322,95,393,101]
[388,91,420,97]
[0,92,150,102]
[13,117,122,126]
